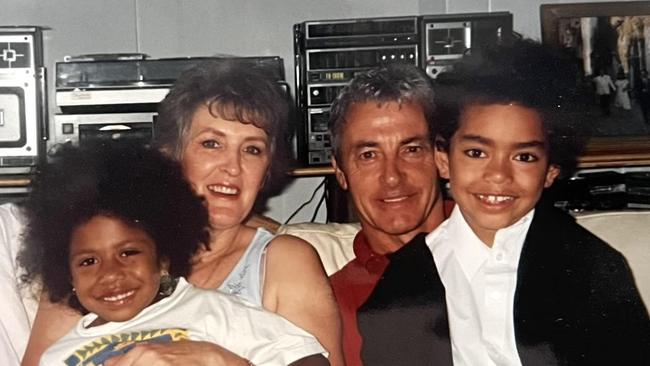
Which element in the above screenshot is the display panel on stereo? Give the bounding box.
[421,12,513,79]
[307,45,418,72]
[306,18,416,38]
[302,17,418,48]
[0,33,37,71]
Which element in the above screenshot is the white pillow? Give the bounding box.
[277,222,359,276]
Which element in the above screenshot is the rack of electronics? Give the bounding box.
[293,12,513,166]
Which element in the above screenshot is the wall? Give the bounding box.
[0,0,636,223]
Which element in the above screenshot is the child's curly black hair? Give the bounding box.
[434,38,593,177]
[19,144,210,313]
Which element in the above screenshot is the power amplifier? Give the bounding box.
[294,16,420,166]
[294,12,511,167]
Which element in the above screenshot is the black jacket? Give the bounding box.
[358,206,649,366]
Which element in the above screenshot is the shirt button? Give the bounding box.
[495,252,504,262]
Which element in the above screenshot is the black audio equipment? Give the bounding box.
[52,56,286,150]
[0,26,46,174]
[294,13,512,166]
[421,12,513,79]
[294,16,420,166]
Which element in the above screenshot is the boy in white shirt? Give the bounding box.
[358,39,649,366]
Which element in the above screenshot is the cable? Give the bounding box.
[311,187,327,222]
[283,178,326,224]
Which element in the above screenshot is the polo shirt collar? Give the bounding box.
[353,231,390,275]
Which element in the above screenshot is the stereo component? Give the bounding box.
[305,108,331,165]
[421,12,513,79]
[0,26,47,174]
[302,17,419,48]
[294,13,511,166]
[51,112,156,149]
[52,56,287,152]
[55,56,285,113]
[295,16,420,166]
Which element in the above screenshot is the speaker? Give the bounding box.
[0,26,46,174]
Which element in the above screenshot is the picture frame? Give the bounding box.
[540,1,650,168]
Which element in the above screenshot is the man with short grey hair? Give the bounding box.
[328,63,449,366]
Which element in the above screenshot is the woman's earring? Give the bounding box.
[158,270,175,297]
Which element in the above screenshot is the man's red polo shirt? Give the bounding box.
[330,201,452,366]
[330,231,389,366]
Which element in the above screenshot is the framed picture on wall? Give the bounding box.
[541,1,650,168]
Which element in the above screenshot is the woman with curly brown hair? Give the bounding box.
[22,60,341,366]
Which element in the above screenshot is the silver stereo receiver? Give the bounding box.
[55,56,286,113]
[52,56,286,154]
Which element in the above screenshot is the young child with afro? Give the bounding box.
[19,145,327,366]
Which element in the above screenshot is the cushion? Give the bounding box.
[276,222,359,276]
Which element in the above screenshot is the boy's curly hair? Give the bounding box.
[19,144,210,313]
[434,38,593,177]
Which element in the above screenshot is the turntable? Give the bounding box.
[52,55,286,149]
[55,55,285,113]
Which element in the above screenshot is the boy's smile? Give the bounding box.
[68,215,165,326]
[436,103,560,246]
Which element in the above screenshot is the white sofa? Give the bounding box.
[278,210,650,309]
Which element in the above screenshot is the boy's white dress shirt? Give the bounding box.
[427,205,534,366]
